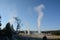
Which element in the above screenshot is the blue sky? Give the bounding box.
[0,0,60,31]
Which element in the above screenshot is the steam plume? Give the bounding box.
[9,10,17,25]
[35,4,44,34]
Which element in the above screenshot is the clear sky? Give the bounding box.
[0,0,60,31]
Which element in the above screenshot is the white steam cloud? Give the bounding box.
[35,4,44,33]
[8,10,18,25]
[0,3,18,27]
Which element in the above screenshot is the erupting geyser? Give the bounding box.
[35,4,44,34]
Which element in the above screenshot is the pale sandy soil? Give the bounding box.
[19,33,60,39]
